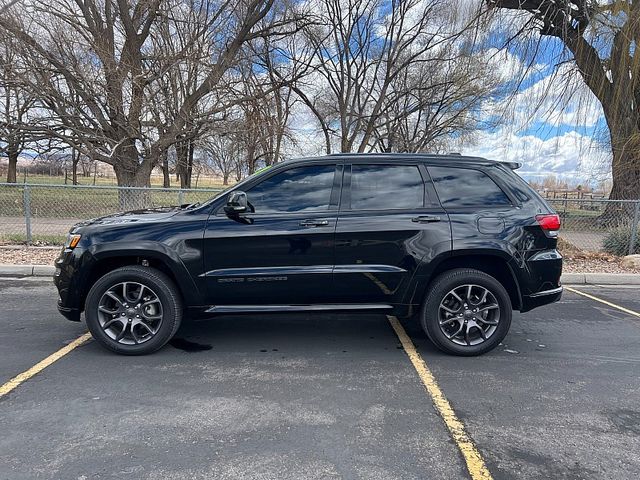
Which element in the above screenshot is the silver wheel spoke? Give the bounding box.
[476,316,498,326]
[102,318,123,330]
[102,318,124,329]
[136,320,156,335]
[478,327,487,340]
[131,327,140,344]
[440,316,459,326]
[115,323,128,342]
[479,289,488,305]
[477,304,499,314]
[105,291,125,307]
[441,304,459,314]
[134,285,145,303]
[447,322,464,339]
[142,299,160,309]
[450,290,464,303]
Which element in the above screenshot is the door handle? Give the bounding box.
[299,219,329,227]
[412,215,441,223]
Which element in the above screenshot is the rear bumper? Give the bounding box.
[514,248,563,312]
[520,286,563,313]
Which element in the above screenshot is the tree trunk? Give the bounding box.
[246,143,257,175]
[607,123,640,200]
[112,143,153,210]
[71,149,79,185]
[161,151,170,188]
[176,139,191,189]
[6,147,18,183]
[223,172,229,185]
[186,141,194,189]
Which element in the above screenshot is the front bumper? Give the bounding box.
[53,247,87,322]
[57,301,81,322]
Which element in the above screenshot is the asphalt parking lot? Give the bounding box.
[1,279,640,480]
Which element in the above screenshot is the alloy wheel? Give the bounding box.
[97,282,163,345]
[438,284,500,346]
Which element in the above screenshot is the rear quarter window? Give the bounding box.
[428,166,511,207]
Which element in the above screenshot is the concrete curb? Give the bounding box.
[0,264,637,285]
[0,264,56,277]
[560,272,640,285]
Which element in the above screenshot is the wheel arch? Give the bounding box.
[410,251,522,311]
[78,242,203,311]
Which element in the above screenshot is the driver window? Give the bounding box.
[246,165,336,213]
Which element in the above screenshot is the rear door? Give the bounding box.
[333,162,451,305]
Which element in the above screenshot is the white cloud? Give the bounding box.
[459,128,611,185]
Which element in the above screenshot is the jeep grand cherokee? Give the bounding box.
[54,154,562,355]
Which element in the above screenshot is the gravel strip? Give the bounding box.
[563,257,640,274]
[0,247,60,266]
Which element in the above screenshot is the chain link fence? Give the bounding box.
[548,198,640,255]
[0,183,639,255]
[0,183,223,245]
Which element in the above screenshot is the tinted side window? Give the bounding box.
[246,165,336,213]
[429,166,511,207]
[350,165,424,210]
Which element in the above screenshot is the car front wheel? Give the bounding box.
[85,266,182,355]
[421,268,512,356]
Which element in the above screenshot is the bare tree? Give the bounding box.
[372,45,501,152]
[488,1,640,200]
[0,31,35,182]
[201,128,244,185]
[0,0,290,194]
[289,0,487,154]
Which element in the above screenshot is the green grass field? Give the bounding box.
[8,173,229,189]
[0,233,66,246]
[0,183,224,218]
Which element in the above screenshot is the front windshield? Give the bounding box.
[195,164,274,209]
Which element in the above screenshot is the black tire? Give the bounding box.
[85,266,182,355]
[420,268,511,356]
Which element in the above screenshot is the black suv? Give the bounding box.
[54,154,562,356]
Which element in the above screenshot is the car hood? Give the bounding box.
[72,206,182,231]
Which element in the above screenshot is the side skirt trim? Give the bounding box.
[205,304,394,313]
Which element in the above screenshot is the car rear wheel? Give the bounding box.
[421,268,511,356]
[85,266,182,355]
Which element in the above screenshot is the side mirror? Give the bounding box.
[224,191,248,215]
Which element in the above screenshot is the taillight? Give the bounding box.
[536,214,561,236]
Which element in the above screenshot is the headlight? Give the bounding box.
[65,234,82,249]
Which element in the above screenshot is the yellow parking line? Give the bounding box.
[0,332,92,398]
[565,287,640,319]
[387,316,492,480]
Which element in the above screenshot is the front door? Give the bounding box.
[333,163,451,305]
[202,163,341,306]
